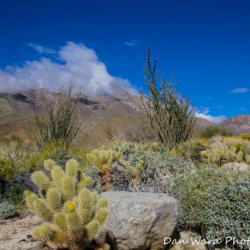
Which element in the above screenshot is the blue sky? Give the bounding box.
[0,0,249,123]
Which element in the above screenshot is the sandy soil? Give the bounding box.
[0,213,45,250]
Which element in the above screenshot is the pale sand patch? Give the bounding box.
[0,214,43,250]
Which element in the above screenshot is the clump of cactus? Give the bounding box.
[119,156,144,186]
[86,149,122,192]
[24,159,109,250]
[201,144,245,166]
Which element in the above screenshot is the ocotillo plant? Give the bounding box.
[86,149,122,192]
[24,159,109,250]
[139,48,197,150]
[119,157,144,186]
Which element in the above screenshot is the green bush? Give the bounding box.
[0,200,16,219]
[168,164,250,249]
[50,149,70,167]
[199,125,235,139]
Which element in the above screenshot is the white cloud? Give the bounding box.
[195,106,226,123]
[240,107,245,110]
[0,42,136,97]
[124,39,142,47]
[29,43,56,54]
[230,88,248,93]
[195,113,226,123]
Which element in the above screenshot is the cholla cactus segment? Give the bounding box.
[33,199,54,222]
[54,213,68,232]
[32,171,49,190]
[78,189,93,225]
[95,208,108,224]
[62,176,76,200]
[86,149,122,192]
[25,193,39,210]
[24,158,109,250]
[44,159,56,171]
[66,159,79,178]
[119,157,143,186]
[85,220,100,241]
[35,223,55,241]
[51,166,65,186]
[47,188,62,211]
[97,198,108,209]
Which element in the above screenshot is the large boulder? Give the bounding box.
[95,191,180,250]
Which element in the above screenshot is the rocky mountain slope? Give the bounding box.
[219,115,250,135]
[0,86,248,147]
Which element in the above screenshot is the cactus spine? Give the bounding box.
[86,149,122,192]
[24,159,109,250]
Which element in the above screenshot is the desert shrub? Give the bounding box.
[50,149,70,167]
[199,125,235,139]
[240,133,250,141]
[0,200,16,219]
[110,141,195,192]
[172,138,210,162]
[168,165,250,249]
[0,158,18,180]
[33,83,83,148]
[0,140,38,180]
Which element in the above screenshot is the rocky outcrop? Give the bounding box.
[95,191,180,250]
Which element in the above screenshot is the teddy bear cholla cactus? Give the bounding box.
[24,159,109,250]
[119,157,144,186]
[202,144,245,166]
[86,149,122,192]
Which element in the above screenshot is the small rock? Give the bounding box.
[222,162,249,171]
[170,231,206,250]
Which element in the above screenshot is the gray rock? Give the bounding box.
[222,162,249,171]
[95,191,180,250]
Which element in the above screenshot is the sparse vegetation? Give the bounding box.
[33,83,83,148]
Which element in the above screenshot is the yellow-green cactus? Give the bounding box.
[202,144,247,166]
[119,157,143,186]
[24,159,109,250]
[86,149,122,192]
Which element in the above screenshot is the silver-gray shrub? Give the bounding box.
[168,164,250,249]
[0,201,16,219]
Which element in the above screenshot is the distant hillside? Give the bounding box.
[219,115,250,135]
[2,86,248,148]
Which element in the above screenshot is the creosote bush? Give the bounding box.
[24,158,109,250]
[168,164,250,249]
[199,124,235,139]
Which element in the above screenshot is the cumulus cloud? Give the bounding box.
[195,113,226,123]
[124,39,142,47]
[195,106,226,123]
[230,88,248,93]
[28,43,56,54]
[0,42,136,97]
